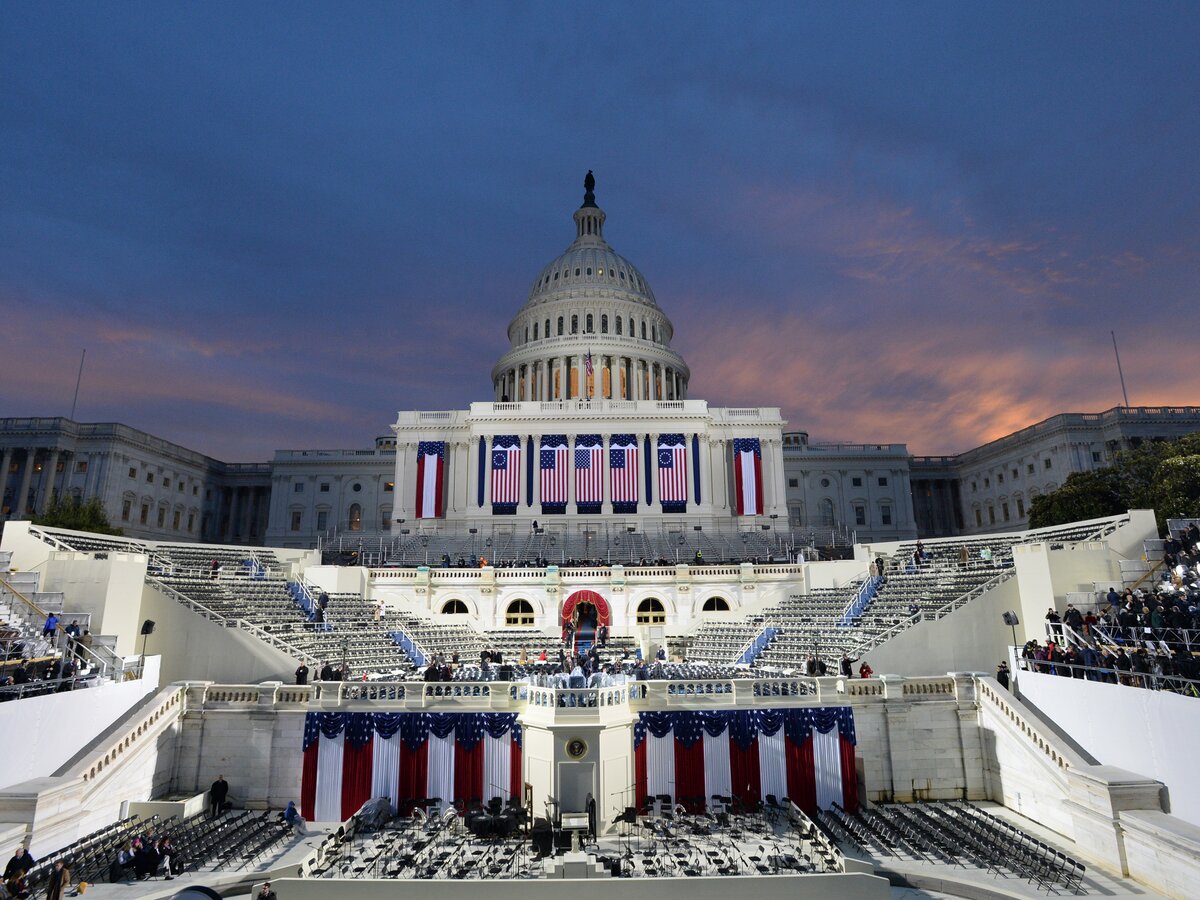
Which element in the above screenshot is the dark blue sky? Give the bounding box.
[3,2,1197,460]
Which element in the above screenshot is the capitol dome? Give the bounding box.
[491,172,690,403]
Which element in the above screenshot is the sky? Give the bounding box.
[2,2,1198,461]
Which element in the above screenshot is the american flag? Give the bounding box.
[575,435,603,505]
[539,435,569,505]
[491,435,521,505]
[609,434,639,504]
[657,434,688,504]
[733,437,764,516]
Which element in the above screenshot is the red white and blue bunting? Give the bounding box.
[633,708,857,814]
[300,712,522,822]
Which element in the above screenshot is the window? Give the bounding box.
[854,504,866,526]
[975,509,982,527]
[172,510,181,530]
[881,505,892,525]
[879,476,889,487]
[852,477,863,487]
[988,506,996,524]
[75,460,88,473]
[1027,463,1035,475]
[788,478,798,488]
[601,315,608,334]
[641,321,647,340]
[636,598,666,625]
[585,314,593,333]
[146,472,154,484]
[984,478,990,488]
[442,600,469,615]
[571,315,578,334]
[702,597,730,612]
[129,467,137,479]
[1091,451,1102,463]
[545,318,551,337]
[122,499,132,521]
[575,268,580,276]
[380,508,391,529]
[294,482,304,493]
[316,510,328,531]
[533,322,539,340]
[1002,502,1010,522]
[319,483,330,493]
[557,317,564,335]
[290,511,302,531]
[996,473,1003,484]
[193,485,199,495]
[819,498,834,526]
[157,507,166,527]
[820,478,831,488]
[384,481,394,493]
[140,503,150,524]
[628,317,634,336]
[1017,498,1025,518]
[352,482,362,492]
[506,599,535,626]
[615,318,622,335]
[187,512,195,532]
[971,481,977,492]
[1044,458,1053,470]
[524,327,528,343]
[348,503,362,531]
[1012,469,1019,480]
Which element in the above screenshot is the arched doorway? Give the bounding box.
[562,589,610,647]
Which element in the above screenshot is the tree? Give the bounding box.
[1027,469,1122,529]
[32,495,123,536]
[1151,455,1200,522]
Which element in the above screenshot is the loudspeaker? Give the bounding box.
[140,619,156,636]
[1002,611,1020,626]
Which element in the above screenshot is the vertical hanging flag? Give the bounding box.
[585,350,594,399]
[733,438,764,516]
[539,435,569,514]
[415,441,445,519]
[657,433,688,512]
[491,435,521,513]
[575,435,603,513]
[609,434,639,514]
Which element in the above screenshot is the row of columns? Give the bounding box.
[0,446,69,518]
[494,355,687,402]
[214,485,269,542]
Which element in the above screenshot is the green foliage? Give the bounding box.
[32,495,123,535]
[1151,454,1200,521]
[1027,433,1200,531]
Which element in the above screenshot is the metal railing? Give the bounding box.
[1014,655,1200,696]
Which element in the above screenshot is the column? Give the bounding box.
[37,448,60,513]
[699,436,716,513]
[709,437,728,513]
[665,368,673,400]
[0,447,12,515]
[15,449,36,518]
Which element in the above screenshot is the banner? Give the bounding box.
[539,434,569,514]
[609,434,639,514]
[657,433,687,513]
[575,435,603,514]
[491,435,521,514]
[415,441,445,519]
[733,438,764,516]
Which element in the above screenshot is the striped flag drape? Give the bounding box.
[609,434,639,513]
[657,434,688,512]
[491,436,521,513]
[301,712,523,821]
[733,438,764,516]
[633,708,857,815]
[539,435,569,512]
[415,441,445,519]
[574,435,603,513]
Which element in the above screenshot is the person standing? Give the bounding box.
[996,661,1010,689]
[45,858,71,900]
[295,662,309,685]
[257,881,278,900]
[210,774,229,818]
[4,846,35,881]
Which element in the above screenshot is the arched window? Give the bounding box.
[601,315,608,334]
[636,598,666,625]
[557,316,564,336]
[819,498,835,527]
[545,318,551,338]
[571,315,578,334]
[640,321,647,340]
[348,503,362,531]
[585,313,593,333]
[702,597,730,612]
[615,317,622,335]
[533,322,539,340]
[651,324,657,343]
[524,327,528,343]
[506,599,535,626]
[441,600,468,615]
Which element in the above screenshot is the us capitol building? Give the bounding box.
[2,175,1198,551]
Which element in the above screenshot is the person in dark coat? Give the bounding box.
[45,859,71,900]
[295,662,309,685]
[4,846,35,880]
[210,774,229,817]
